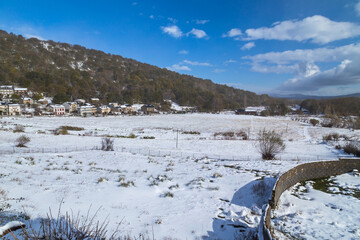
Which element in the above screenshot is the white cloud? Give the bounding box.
[224,59,237,64]
[223,28,242,39]
[244,43,360,66]
[241,42,255,50]
[168,17,178,24]
[24,34,45,40]
[187,28,208,39]
[244,15,360,44]
[280,58,360,91]
[356,1,360,16]
[183,60,211,66]
[178,50,189,55]
[244,43,360,92]
[149,15,154,19]
[166,64,191,71]
[213,69,225,73]
[195,19,210,25]
[161,25,183,38]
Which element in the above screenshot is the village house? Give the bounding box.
[120,104,134,114]
[8,104,21,116]
[49,104,65,115]
[235,106,266,116]
[112,106,123,115]
[0,103,7,115]
[75,99,86,105]
[22,97,33,105]
[78,105,94,117]
[141,104,157,114]
[90,98,100,105]
[63,102,78,113]
[0,85,14,98]
[14,87,28,96]
[37,98,49,105]
[109,102,119,108]
[98,105,111,115]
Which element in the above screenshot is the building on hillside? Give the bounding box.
[112,106,123,115]
[109,102,119,108]
[14,87,27,96]
[141,104,157,114]
[37,98,49,105]
[63,102,78,113]
[22,97,33,105]
[90,98,100,105]
[120,104,134,114]
[0,103,7,115]
[98,105,111,115]
[49,105,65,115]
[75,99,86,105]
[0,85,14,97]
[8,104,21,116]
[78,105,94,117]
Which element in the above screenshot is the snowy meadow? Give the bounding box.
[0,113,358,239]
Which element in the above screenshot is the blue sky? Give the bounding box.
[1,0,360,96]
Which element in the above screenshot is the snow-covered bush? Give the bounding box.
[256,129,285,160]
[101,137,114,151]
[13,124,24,133]
[15,135,30,147]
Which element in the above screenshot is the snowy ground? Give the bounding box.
[0,113,358,239]
[272,172,360,240]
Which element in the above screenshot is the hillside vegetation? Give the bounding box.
[0,30,270,111]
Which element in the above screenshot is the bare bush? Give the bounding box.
[342,141,360,157]
[309,119,319,126]
[101,137,114,151]
[15,135,30,147]
[256,129,285,160]
[21,205,120,240]
[54,127,69,135]
[323,133,340,142]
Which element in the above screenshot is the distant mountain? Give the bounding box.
[270,93,360,100]
[0,29,271,111]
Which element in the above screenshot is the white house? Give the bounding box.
[63,102,78,113]
[50,105,65,115]
[78,105,94,117]
[8,104,21,116]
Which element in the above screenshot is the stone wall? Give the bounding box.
[260,158,360,239]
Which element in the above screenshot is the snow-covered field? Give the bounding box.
[0,114,358,239]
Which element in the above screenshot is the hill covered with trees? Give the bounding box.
[0,29,271,111]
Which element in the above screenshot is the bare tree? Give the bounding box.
[256,129,285,160]
[101,137,114,151]
[15,135,30,147]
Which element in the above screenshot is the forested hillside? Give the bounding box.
[0,30,270,111]
[300,98,360,116]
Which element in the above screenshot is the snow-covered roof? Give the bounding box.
[245,106,266,112]
[50,104,65,108]
[99,105,110,109]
